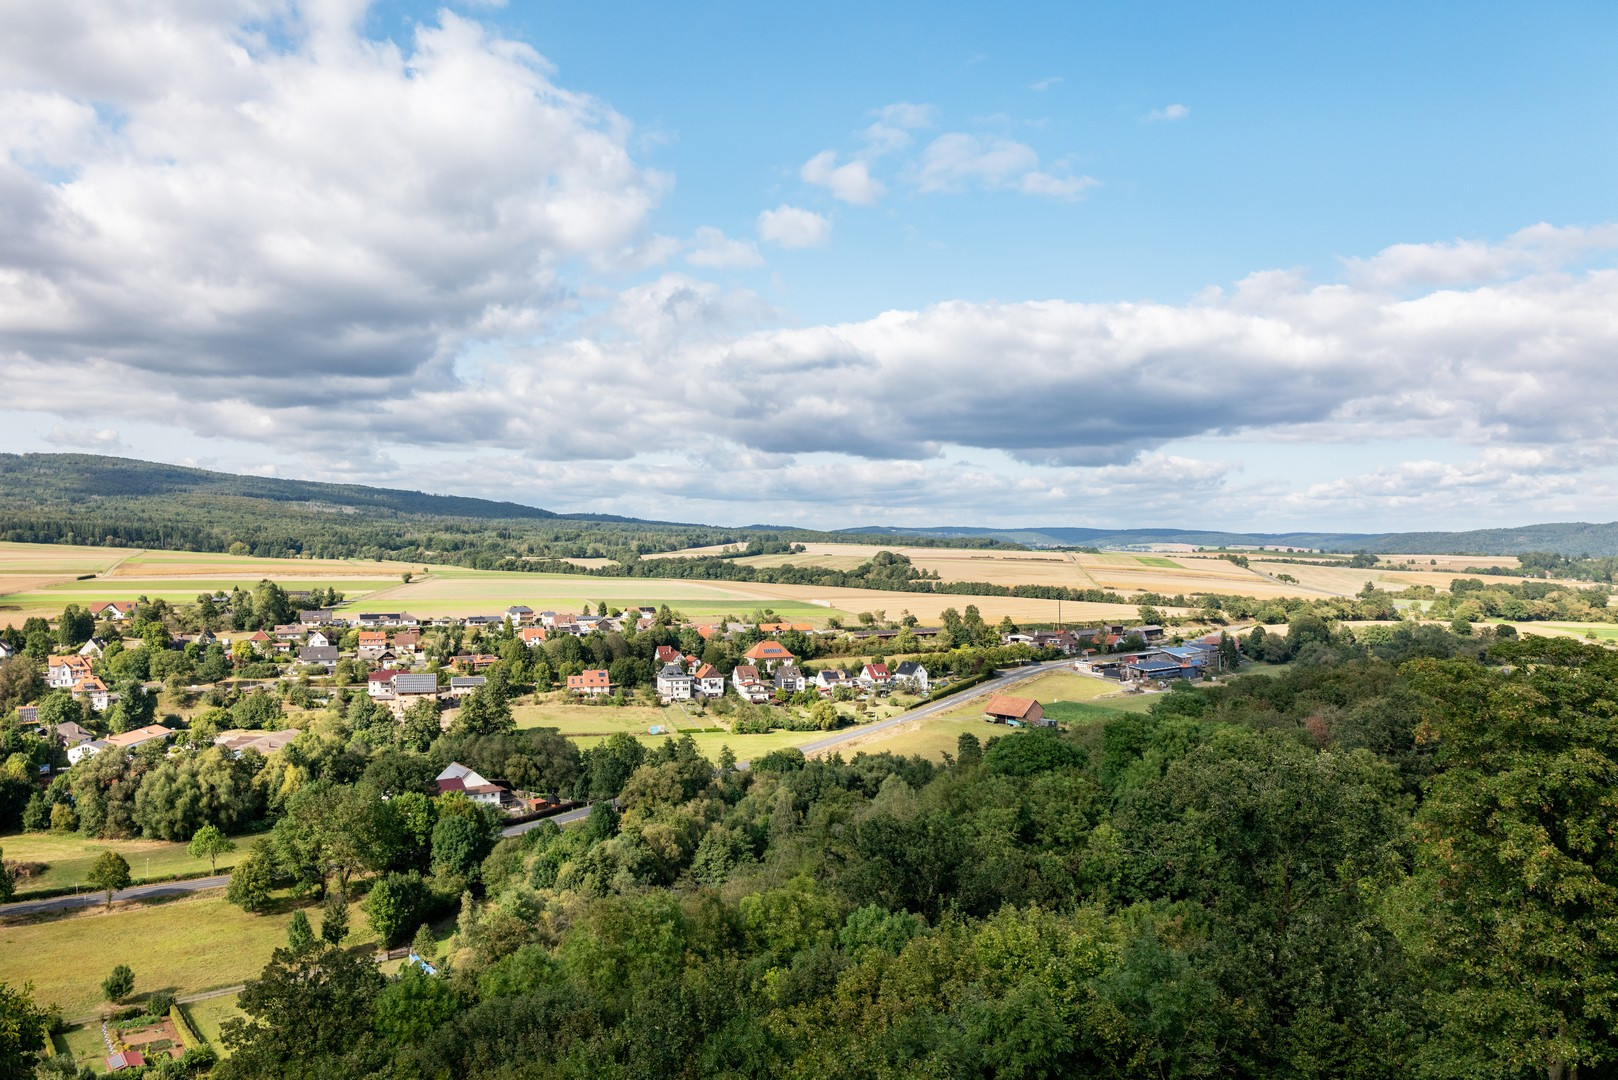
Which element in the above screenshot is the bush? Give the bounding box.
[102,964,135,1004]
[147,990,176,1016]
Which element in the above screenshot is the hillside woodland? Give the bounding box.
[5,625,1608,1079]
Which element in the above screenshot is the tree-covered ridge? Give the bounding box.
[172,627,1618,1079]
[0,454,1018,565]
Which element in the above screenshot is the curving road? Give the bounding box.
[503,658,1078,837]
[1,875,231,917]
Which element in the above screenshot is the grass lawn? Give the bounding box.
[0,830,264,895]
[0,890,374,1020]
[513,699,676,736]
[181,992,243,1057]
[1519,622,1618,641]
[57,1022,112,1073]
[571,728,819,762]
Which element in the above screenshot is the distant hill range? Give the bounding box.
[2,453,1616,558]
[843,523,1618,558]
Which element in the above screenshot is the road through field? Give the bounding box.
[0,875,231,917]
[501,657,1080,838]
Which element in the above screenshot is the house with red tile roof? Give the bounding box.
[567,669,613,697]
[742,640,794,669]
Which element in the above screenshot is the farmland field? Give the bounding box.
[0,540,412,625]
[0,830,263,895]
[0,890,374,1020]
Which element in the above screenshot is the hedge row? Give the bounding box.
[170,1004,204,1050]
[922,670,996,703]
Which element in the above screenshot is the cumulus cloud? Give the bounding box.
[799,151,886,205]
[43,424,123,452]
[1029,76,1063,92]
[685,226,764,269]
[0,0,665,404]
[757,205,831,248]
[1147,103,1190,122]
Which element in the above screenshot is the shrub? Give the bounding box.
[102,964,135,1004]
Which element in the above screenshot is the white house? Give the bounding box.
[435,762,512,809]
[893,661,931,693]
[656,663,695,702]
[774,665,807,694]
[859,662,893,690]
[693,663,726,698]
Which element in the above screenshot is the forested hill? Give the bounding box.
[850,521,1618,556]
[0,453,566,521]
[0,454,1014,566]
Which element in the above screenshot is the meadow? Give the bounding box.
[0,890,374,1020]
[0,830,262,895]
[0,540,411,624]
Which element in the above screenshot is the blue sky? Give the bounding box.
[1,0,1616,531]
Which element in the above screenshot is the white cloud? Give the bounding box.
[0,0,665,395]
[911,133,1093,198]
[800,151,886,205]
[1029,76,1063,92]
[685,226,764,269]
[1018,171,1100,200]
[757,205,831,248]
[43,424,123,452]
[1147,103,1190,122]
[1341,223,1618,290]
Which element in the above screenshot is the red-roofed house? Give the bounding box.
[368,669,404,698]
[743,640,795,670]
[859,662,892,689]
[653,645,682,667]
[567,669,613,697]
[731,664,771,703]
[91,601,137,621]
[47,654,94,689]
[693,663,726,698]
[520,626,548,646]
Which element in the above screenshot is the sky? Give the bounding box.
[1,0,1616,532]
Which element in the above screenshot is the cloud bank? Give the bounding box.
[3,3,1618,528]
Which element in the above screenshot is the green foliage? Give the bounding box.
[0,979,48,1076]
[87,849,132,907]
[101,964,135,1004]
[226,842,276,914]
[286,910,314,952]
[364,872,433,948]
[187,824,236,874]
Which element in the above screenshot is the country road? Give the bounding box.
[3,662,1081,871]
[501,658,1078,836]
[1,875,231,917]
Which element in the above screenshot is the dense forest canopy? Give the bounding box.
[5,624,1608,1079]
[0,455,1017,566]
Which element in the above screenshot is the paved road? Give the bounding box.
[502,659,1079,837]
[1,875,231,918]
[786,658,1076,761]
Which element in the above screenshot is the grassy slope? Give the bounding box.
[0,891,373,1019]
[1,831,263,894]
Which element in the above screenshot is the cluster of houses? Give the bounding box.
[569,639,934,706]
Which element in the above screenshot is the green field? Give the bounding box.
[182,992,243,1058]
[0,830,263,895]
[514,699,685,736]
[0,891,374,1020]
[55,1022,112,1073]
